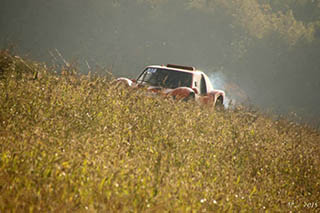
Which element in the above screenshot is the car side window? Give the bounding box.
[200,74,207,95]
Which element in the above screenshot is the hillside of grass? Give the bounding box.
[0,50,320,212]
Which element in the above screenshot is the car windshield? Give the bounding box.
[137,68,192,89]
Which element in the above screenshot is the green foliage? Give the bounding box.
[1,51,320,211]
[136,0,319,45]
[186,0,316,45]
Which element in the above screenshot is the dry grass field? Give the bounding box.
[0,50,319,212]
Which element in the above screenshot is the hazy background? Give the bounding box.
[1,0,320,125]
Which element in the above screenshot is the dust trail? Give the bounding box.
[209,70,249,108]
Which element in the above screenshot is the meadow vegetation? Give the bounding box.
[1,50,320,212]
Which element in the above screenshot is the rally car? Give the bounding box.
[115,64,225,107]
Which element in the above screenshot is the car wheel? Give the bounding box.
[184,92,195,102]
[215,96,224,109]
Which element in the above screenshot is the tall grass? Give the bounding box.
[0,50,319,212]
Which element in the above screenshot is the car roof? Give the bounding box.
[146,65,204,75]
